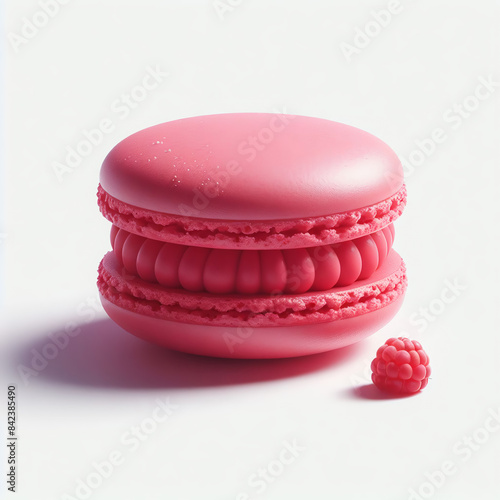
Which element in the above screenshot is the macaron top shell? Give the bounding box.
[100,113,404,221]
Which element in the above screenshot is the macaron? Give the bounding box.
[97,113,407,358]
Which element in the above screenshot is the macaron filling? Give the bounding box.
[110,223,394,294]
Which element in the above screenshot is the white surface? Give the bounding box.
[2,1,500,499]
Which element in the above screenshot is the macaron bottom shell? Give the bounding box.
[97,250,407,358]
[100,294,404,359]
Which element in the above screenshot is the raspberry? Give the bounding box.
[371,337,431,394]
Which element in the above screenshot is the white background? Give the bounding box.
[2,1,500,499]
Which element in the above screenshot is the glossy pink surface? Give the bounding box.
[100,113,404,221]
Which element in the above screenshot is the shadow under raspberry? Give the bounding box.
[349,384,421,400]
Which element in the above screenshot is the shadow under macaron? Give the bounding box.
[14,318,363,390]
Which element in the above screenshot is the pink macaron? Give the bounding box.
[97,113,407,358]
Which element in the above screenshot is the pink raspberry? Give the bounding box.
[371,337,431,394]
